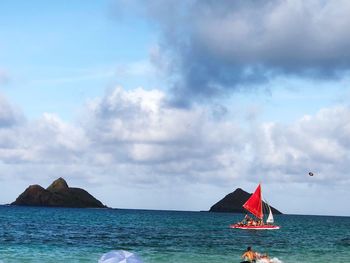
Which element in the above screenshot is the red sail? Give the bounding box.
[243,184,263,219]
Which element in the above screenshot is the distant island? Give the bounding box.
[209,188,282,214]
[11,177,107,208]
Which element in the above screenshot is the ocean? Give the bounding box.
[0,206,349,263]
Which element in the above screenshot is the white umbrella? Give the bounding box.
[98,250,143,263]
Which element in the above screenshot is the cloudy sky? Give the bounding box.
[1,0,350,216]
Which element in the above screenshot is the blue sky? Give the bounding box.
[1,0,350,216]
[0,0,159,119]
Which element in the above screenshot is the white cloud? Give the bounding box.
[1,88,350,214]
[4,87,348,187]
[84,87,243,175]
[248,106,350,185]
[0,94,23,128]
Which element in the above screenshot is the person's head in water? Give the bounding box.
[247,246,251,251]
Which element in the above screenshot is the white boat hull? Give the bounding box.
[230,224,280,230]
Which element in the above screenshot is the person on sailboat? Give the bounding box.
[238,215,250,226]
[241,246,256,263]
[244,215,250,224]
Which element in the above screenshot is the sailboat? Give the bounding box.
[230,184,280,230]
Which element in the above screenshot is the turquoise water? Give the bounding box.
[0,206,349,262]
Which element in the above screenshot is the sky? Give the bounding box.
[1,0,350,216]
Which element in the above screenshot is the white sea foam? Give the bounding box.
[257,258,283,263]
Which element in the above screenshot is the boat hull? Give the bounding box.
[230,224,280,230]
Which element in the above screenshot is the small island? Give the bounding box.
[209,188,282,214]
[11,177,107,208]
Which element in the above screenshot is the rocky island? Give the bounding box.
[209,188,282,214]
[11,177,106,208]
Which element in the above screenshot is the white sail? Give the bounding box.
[266,205,274,224]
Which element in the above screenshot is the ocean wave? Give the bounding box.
[257,257,283,263]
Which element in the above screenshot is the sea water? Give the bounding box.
[0,206,349,263]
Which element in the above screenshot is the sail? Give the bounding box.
[243,184,263,219]
[266,205,274,224]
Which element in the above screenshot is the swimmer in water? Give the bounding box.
[241,246,256,263]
